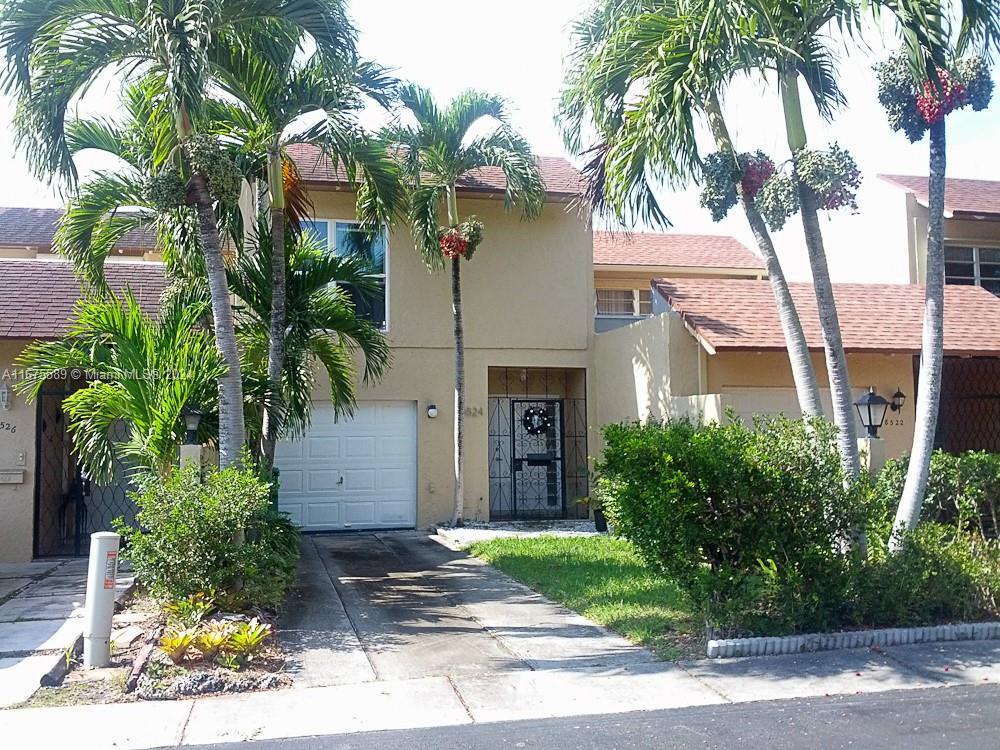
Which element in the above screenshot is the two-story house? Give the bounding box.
[3,162,1000,562]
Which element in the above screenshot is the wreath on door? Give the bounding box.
[522,407,552,436]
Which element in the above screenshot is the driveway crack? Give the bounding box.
[446,674,476,723]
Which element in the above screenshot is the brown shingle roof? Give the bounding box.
[0,260,167,339]
[594,231,764,269]
[880,174,1000,218]
[286,143,585,199]
[0,207,158,252]
[653,277,1000,356]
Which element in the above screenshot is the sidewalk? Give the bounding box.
[0,558,134,708]
[1,639,998,748]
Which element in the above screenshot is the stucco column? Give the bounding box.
[179,443,202,469]
[857,437,887,475]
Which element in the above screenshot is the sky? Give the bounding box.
[0,0,997,282]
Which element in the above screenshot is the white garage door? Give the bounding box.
[276,401,417,531]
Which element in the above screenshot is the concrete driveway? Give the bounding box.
[280,531,655,687]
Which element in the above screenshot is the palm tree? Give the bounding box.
[14,294,225,483]
[226,221,392,444]
[210,41,404,466]
[558,0,824,419]
[384,85,545,525]
[876,3,999,549]
[0,0,355,469]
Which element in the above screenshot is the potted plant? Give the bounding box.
[576,495,608,533]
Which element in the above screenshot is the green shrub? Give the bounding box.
[598,416,872,633]
[873,450,1000,538]
[116,463,300,609]
[597,417,1000,636]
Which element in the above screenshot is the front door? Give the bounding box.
[509,399,565,519]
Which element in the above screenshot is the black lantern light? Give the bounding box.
[890,388,906,412]
[854,387,890,438]
[181,404,204,445]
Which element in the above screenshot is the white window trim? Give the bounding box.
[595,288,652,318]
[306,217,390,332]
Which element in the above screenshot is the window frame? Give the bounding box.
[945,243,1000,295]
[302,217,390,332]
[595,287,653,318]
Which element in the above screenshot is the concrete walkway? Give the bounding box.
[0,558,133,708]
[2,532,1000,749]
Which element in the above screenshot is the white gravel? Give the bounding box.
[435,520,602,548]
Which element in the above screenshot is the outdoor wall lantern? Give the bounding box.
[890,388,907,412]
[181,404,204,445]
[854,387,890,438]
[426,404,439,419]
[0,382,10,411]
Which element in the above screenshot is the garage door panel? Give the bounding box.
[306,502,341,527]
[343,502,376,524]
[279,469,304,493]
[277,401,417,531]
[381,436,412,457]
[379,500,414,525]
[275,440,304,460]
[343,469,376,490]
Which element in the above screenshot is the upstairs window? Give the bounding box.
[595,288,652,317]
[945,245,1000,296]
[302,219,388,329]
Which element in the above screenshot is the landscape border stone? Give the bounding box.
[707,621,1000,658]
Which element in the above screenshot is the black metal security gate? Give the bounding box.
[488,367,588,521]
[935,356,1000,454]
[34,388,137,557]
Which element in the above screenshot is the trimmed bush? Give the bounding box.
[116,463,299,609]
[597,417,1000,637]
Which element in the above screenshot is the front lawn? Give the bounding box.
[468,535,698,659]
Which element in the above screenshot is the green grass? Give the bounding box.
[469,535,698,659]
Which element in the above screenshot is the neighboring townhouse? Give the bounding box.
[0,258,166,561]
[593,231,765,331]
[594,174,1000,465]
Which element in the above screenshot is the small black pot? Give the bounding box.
[593,509,608,533]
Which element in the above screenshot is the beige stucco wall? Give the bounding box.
[708,350,918,460]
[0,340,36,562]
[307,188,595,527]
[590,312,703,427]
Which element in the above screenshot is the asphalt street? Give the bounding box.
[164,683,1000,750]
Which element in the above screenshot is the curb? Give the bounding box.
[707,621,1000,658]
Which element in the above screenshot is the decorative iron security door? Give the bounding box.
[35,388,137,557]
[510,399,565,519]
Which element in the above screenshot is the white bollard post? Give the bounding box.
[83,531,121,669]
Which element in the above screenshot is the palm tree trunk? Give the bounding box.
[261,146,286,468]
[780,70,861,480]
[447,185,466,526]
[890,120,946,551]
[704,93,823,418]
[189,172,246,468]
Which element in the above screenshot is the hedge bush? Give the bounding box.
[597,417,1000,637]
[116,463,300,609]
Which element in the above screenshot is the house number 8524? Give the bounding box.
[464,406,483,418]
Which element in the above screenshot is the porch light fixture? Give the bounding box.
[0,382,10,411]
[890,388,907,412]
[181,404,204,445]
[426,404,439,419]
[854,387,890,439]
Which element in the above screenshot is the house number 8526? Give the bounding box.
[0,422,15,434]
